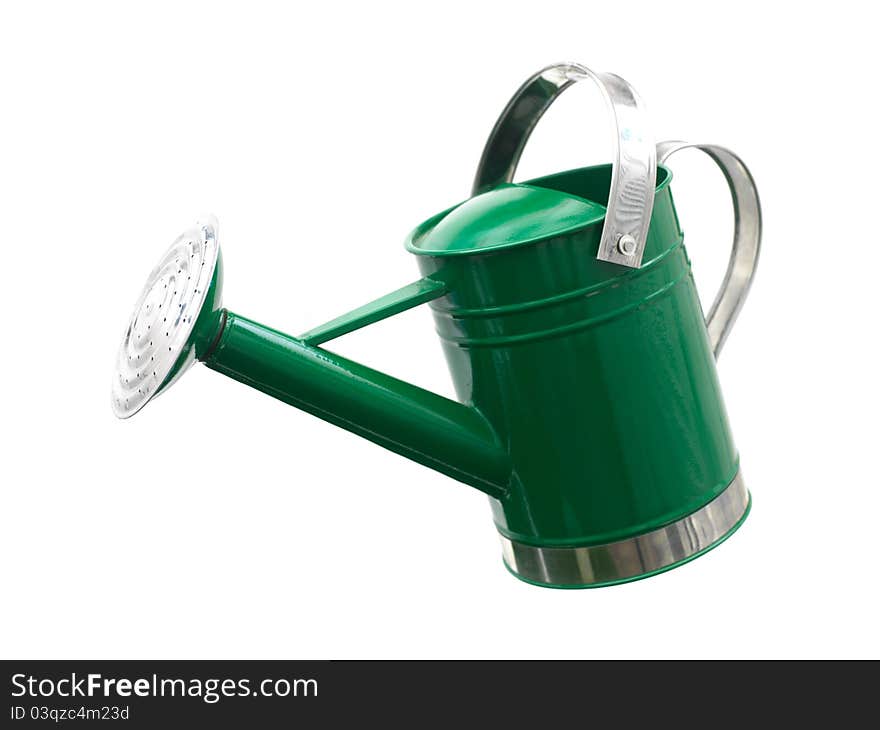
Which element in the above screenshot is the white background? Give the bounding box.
[2,1,878,659]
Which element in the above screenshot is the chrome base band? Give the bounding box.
[500,472,750,588]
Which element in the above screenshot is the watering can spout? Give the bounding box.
[109,216,509,498]
[200,307,511,499]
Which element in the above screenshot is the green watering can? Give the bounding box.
[112,63,761,588]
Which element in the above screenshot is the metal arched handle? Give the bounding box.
[656,142,762,357]
[473,62,656,268]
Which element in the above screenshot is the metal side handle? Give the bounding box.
[657,142,762,357]
[473,62,657,268]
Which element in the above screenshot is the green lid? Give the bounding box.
[407,183,606,256]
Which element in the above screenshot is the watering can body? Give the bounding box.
[114,63,760,588]
[409,164,743,582]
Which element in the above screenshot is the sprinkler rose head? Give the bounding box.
[111,215,223,418]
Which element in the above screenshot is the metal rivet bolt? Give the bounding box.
[617,234,637,257]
